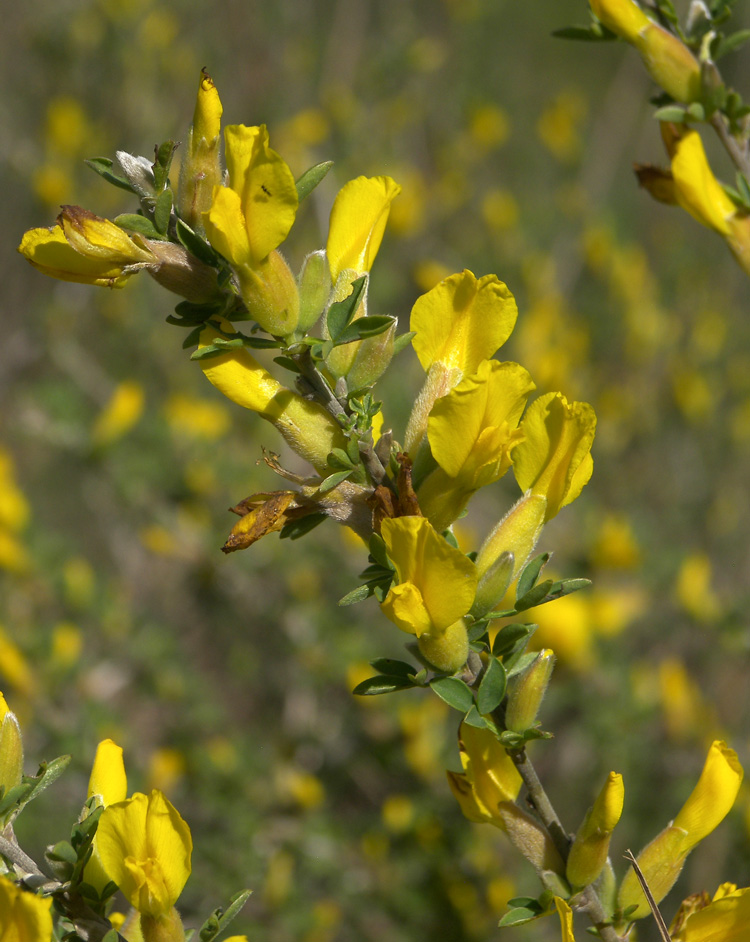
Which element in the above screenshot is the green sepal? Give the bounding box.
[279,513,326,541]
[175,217,222,267]
[295,160,333,202]
[476,656,507,715]
[352,675,416,696]
[85,157,138,193]
[430,676,474,713]
[153,187,173,235]
[114,213,163,239]
[326,276,367,341]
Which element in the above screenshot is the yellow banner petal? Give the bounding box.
[192,69,222,143]
[203,185,252,268]
[679,886,750,942]
[410,270,518,374]
[327,175,401,281]
[88,739,128,805]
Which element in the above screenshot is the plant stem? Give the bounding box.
[509,749,626,942]
[710,112,750,180]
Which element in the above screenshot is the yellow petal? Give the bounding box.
[672,741,743,852]
[203,185,252,268]
[671,131,736,235]
[554,896,577,942]
[410,270,518,374]
[88,739,128,805]
[327,175,401,281]
[380,581,433,636]
[192,70,222,143]
[0,875,53,942]
[380,516,477,634]
[96,790,192,916]
[679,886,750,942]
[198,320,345,473]
[446,769,488,823]
[223,124,298,263]
[512,392,596,520]
[459,722,523,811]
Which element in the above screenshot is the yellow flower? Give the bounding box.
[203,124,299,335]
[96,790,192,917]
[417,359,535,531]
[0,876,53,942]
[380,516,477,672]
[405,270,518,452]
[197,318,346,474]
[554,896,576,942]
[512,392,596,521]
[91,381,145,447]
[618,741,743,920]
[672,884,750,941]
[18,207,156,288]
[446,722,523,824]
[590,0,700,102]
[326,175,401,282]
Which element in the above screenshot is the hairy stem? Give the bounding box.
[509,749,625,942]
[710,112,750,180]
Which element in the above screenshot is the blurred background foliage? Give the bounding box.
[1,0,749,939]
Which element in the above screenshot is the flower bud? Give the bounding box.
[0,693,23,797]
[474,492,547,591]
[495,801,566,878]
[345,318,397,390]
[504,649,555,733]
[237,249,300,337]
[177,71,224,235]
[471,551,514,619]
[566,771,624,888]
[416,617,469,674]
[297,250,331,334]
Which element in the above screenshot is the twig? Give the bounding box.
[710,111,750,180]
[624,849,673,942]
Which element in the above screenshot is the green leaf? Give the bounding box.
[326,276,367,341]
[714,28,750,59]
[369,658,417,678]
[220,889,253,932]
[505,650,539,679]
[462,706,488,728]
[47,841,78,865]
[467,622,489,645]
[430,677,474,713]
[653,104,689,122]
[338,584,373,606]
[318,469,354,493]
[295,160,334,201]
[353,675,415,696]
[114,213,162,239]
[23,755,71,806]
[327,448,356,470]
[173,299,227,323]
[498,906,542,928]
[552,25,617,41]
[334,315,394,346]
[492,622,535,658]
[515,579,554,612]
[85,157,137,193]
[153,187,173,235]
[736,172,750,208]
[686,101,706,121]
[190,338,243,360]
[101,930,120,942]
[279,513,326,541]
[152,140,178,191]
[174,218,221,267]
[516,553,550,602]
[476,656,507,715]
